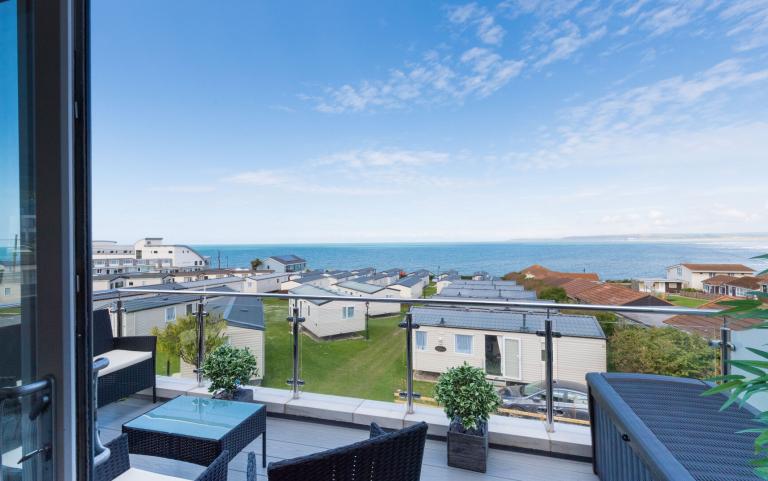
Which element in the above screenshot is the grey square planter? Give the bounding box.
[447,420,489,473]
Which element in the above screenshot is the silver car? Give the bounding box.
[498,380,590,421]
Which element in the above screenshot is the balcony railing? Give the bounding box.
[117,288,727,433]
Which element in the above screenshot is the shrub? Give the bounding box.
[434,363,500,432]
[201,345,259,398]
[152,313,227,366]
[609,325,716,378]
[538,286,567,303]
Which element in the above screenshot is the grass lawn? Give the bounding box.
[155,349,180,376]
[0,306,20,316]
[261,298,436,402]
[422,282,437,298]
[667,295,709,308]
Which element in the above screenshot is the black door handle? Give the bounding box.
[17,444,52,463]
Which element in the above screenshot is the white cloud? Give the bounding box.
[534,22,607,67]
[460,48,525,96]
[151,185,216,193]
[311,47,522,113]
[720,0,768,51]
[317,148,450,168]
[221,170,288,186]
[448,3,506,45]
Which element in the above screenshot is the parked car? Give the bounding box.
[498,380,590,421]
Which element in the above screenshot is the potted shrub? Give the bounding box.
[435,362,500,472]
[201,345,259,402]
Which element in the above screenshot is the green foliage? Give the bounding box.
[152,313,227,366]
[538,286,567,303]
[594,311,620,337]
[201,344,259,397]
[434,363,500,432]
[250,258,263,270]
[714,299,768,320]
[703,344,768,479]
[609,325,716,378]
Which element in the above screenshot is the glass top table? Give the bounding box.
[122,395,267,467]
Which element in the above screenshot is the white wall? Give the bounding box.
[245,274,290,293]
[413,325,606,386]
[292,298,366,338]
[333,286,402,316]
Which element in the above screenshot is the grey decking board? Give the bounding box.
[98,397,597,481]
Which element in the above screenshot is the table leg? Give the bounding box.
[262,431,267,468]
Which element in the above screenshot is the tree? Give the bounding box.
[152,313,227,366]
[608,325,716,378]
[538,286,567,303]
[250,258,263,270]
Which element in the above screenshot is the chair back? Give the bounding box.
[267,422,428,481]
[93,309,114,356]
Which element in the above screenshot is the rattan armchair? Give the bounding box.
[255,422,428,481]
[93,309,156,407]
[96,434,229,481]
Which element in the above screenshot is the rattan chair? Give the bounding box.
[254,422,428,481]
[96,434,229,481]
[93,309,156,407]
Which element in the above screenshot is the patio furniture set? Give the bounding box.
[95,394,428,481]
[89,308,428,481]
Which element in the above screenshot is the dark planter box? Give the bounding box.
[447,420,489,473]
[213,387,254,402]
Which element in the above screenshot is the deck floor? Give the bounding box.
[99,397,598,481]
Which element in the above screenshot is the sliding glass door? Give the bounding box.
[1,1,54,480]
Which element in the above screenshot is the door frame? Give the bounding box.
[24,0,91,479]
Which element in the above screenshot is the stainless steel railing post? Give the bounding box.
[287,305,305,399]
[720,316,732,377]
[398,312,420,414]
[115,297,124,338]
[196,296,206,387]
[537,308,561,433]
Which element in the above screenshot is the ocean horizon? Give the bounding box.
[192,240,768,280]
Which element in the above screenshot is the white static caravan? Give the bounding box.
[180,296,266,382]
[333,281,401,316]
[390,275,425,299]
[411,307,606,386]
[289,284,365,338]
[112,287,233,336]
[244,272,291,293]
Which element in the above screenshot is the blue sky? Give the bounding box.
[90,0,768,244]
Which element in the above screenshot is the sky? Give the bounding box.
[90,0,768,244]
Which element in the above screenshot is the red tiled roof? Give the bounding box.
[665,314,762,338]
[702,275,739,287]
[723,276,763,289]
[520,264,600,281]
[574,283,670,306]
[680,263,754,272]
[560,278,601,298]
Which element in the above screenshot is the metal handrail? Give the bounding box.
[118,288,722,316]
[117,286,729,433]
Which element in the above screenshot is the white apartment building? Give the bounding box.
[92,237,208,275]
[665,263,755,290]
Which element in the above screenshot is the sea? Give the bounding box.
[192,240,768,280]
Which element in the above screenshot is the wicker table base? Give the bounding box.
[122,396,266,468]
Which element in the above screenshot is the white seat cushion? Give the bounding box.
[2,446,22,469]
[113,468,189,481]
[95,350,152,377]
